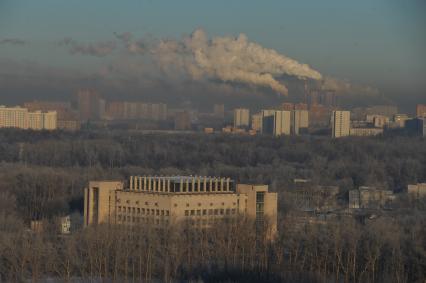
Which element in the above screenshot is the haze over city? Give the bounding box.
[1,0,425,112]
[0,1,425,283]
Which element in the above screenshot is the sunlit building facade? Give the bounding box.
[84,176,277,237]
[233,108,250,128]
[331,110,350,138]
[0,106,57,130]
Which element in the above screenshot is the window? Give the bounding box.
[132,207,135,213]
[208,209,213,215]
[232,209,236,214]
[191,210,195,216]
[214,209,218,215]
[151,209,155,215]
[185,210,189,216]
[220,209,224,215]
[226,208,230,215]
[142,208,145,215]
[118,206,121,212]
[166,210,169,216]
[156,209,159,216]
[137,208,140,214]
[197,210,201,216]
[202,209,207,215]
[161,210,164,216]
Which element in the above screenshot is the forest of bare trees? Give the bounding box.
[0,128,425,282]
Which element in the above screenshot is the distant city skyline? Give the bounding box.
[0,1,425,110]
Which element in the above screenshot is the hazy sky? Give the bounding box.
[0,0,425,106]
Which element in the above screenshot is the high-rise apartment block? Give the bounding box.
[307,90,337,107]
[331,110,350,138]
[24,101,79,130]
[405,118,425,137]
[416,104,426,118]
[233,108,250,128]
[84,176,277,237]
[251,112,263,132]
[105,102,168,121]
[292,110,309,135]
[76,90,102,121]
[0,106,57,130]
[262,110,291,136]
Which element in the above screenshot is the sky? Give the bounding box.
[0,0,425,108]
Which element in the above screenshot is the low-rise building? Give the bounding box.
[407,183,426,199]
[289,184,339,212]
[349,186,394,210]
[350,127,383,136]
[84,176,278,237]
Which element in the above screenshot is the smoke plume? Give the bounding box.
[60,38,116,57]
[0,38,26,45]
[149,29,322,95]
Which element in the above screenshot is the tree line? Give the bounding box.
[0,128,425,282]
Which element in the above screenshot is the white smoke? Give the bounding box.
[60,38,116,57]
[320,76,380,97]
[140,29,322,95]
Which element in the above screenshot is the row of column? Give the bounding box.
[129,176,232,193]
[130,176,171,192]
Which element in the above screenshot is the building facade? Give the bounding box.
[350,127,383,137]
[84,176,277,236]
[292,110,309,135]
[349,186,394,209]
[416,104,426,118]
[262,110,291,136]
[251,112,262,132]
[407,183,426,199]
[0,106,57,130]
[331,110,350,138]
[233,108,250,128]
[405,118,426,137]
[76,89,102,121]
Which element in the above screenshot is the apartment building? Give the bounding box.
[0,106,57,130]
[331,110,350,138]
[233,108,250,128]
[262,110,291,136]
